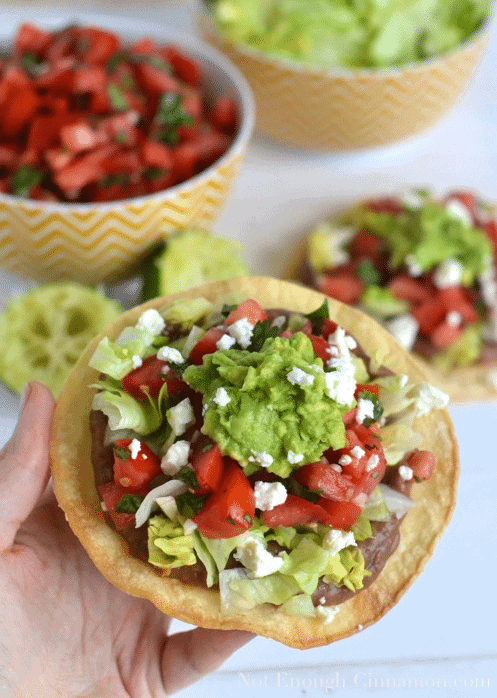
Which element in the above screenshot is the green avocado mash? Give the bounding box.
[183,332,348,478]
[207,0,490,70]
[342,196,492,286]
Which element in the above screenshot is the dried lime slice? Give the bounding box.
[0,283,122,397]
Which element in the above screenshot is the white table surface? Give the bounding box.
[0,3,496,696]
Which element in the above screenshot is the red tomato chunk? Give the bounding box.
[0,22,238,202]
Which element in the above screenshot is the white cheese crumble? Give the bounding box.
[324,360,356,406]
[254,481,287,511]
[414,383,449,416]
[446,311,463,327]
[351,445,365,460]
[356,398,375,425]
[271,315,287,328]
[216,333,236,350]
[129,438,141,460]
[338,454,352,466]
[131,354,143,369]
[213,387,231,407]
[486,369,497,389]
[399,465,414,481]
[446,198,473,226]
[315,604,340,624]
[400,191,424,210]
[160,440,190,475]
[433,257,464,289]
[287,450,304,464]
[287,366,315,387]
[227,318,254,348]
[135,308,165,336]
[384,314,419,351]
[405,253,423,277]
[234,536,284,577]
[323,528,356,556]
[366,454,379,472]
[248,451,274,469]
[167,398,194,436]
[156,346,184,364]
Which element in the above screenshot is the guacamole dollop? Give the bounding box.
[183,332,348,478]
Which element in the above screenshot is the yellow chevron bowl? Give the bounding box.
[197,8,491,152]
[0,25,255,285]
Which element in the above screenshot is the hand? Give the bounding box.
[0,382,252,697]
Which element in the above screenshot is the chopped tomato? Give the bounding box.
[318,271,365,305]
[485,219,497,253]
[431,320,463,348]
[121,354,187,401]
[388,275,432,304]
[316,498,362,530]
[407,449,436,480]
[133,62,179,95]
[412,295,449,334]
[308,334,329,362]
[191,436,224,495]
[98,481,147,531]
[321,318,339,338]
[349,230,384,259]
[354,383,380,397]
[261,494,335,528]
[189,327,225,365]
[140,139,173,169]
[162,45,202,85]
[224,299,268,326]
[112,438,161,491]
[210,95,238,135]
[78,26,120,64]
[293,462,355,501]
[365,196,404,214]
[445,191,476,218]
[13,22,52,58]
[342,423,387,495]
[193,459,255,539]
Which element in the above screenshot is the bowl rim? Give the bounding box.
[0,19,255,213]
[197,0,494,79]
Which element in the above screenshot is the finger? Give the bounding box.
[160,627,254,695]
[0,381,55,552]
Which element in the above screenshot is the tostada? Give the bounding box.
[299,190,497,402]
[50,277,458,648]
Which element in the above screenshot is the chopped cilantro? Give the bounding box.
[155,92,194,145]
[355,259,381,286]
[304,299,330,332]
[114,445,131,460]
[221,303,237,317]
[176,466,200,490]
[107,83,129,111]
[247,319,281,352]
[21,52,44,78]
[358,390,384,426]
[115,493,144,513]
[176,491,207,518]
[12,166,44,198]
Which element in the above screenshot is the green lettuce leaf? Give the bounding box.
[148,516,196,569]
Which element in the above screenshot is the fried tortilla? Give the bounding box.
[50,276,458,649]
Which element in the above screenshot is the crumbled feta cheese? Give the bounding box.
[366,454,379,472]
[401,191,424,210]
[405,254,423,277]
[433,258,464,289]
[156,495,178,520]
[338,454,352,466]
[234,536,284,577]
[487,369,497,389]
[324,359,357,406]
[446,311,463,327]
[351,445,365,460]
[100,501,108,512]
[315,604,340,624]
[216,333,236,350]
[323,528,356,556]
[131,354,143,369]
[129,438,141,460]
[254,481,287,511]
[156,346,184,364]
[356,398,375,425]
[183,519,198,535]
[446,198,473,226]
[414,383,449,416]
[160,440,190,475]
[287,366,315,387]
[319,596,327,605]
[400,374,409,387]
[248,451,274,469]
[399,465,414,481]
[344,334,357,350]
[213,387,231,407]
[384,314,419,351]
[136,308,165,336]
[287,450,304,464]
[167,398,194,436]
[227,318,254,348]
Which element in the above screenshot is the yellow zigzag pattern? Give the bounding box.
[0,153,243,284]
[207,28,488,150]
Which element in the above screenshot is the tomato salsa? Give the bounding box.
[89,296,447,621]
[304,190,497,373]
[0,23,238,202]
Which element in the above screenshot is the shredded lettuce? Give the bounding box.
[148,516,196,569]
